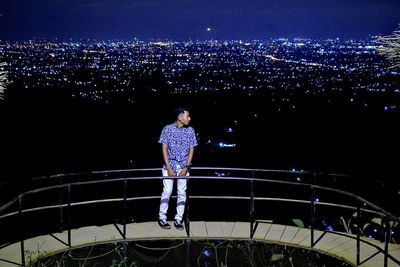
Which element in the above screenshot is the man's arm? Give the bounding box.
[162,144,176,176]
[179,146,194,176]
[187,146,194,167]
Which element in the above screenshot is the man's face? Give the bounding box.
[178,110,191,126]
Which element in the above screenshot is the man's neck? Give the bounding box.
[176,120,184,128]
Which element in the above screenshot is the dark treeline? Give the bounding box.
[1,89,399,181]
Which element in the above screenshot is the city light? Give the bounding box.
[217,142,236,148]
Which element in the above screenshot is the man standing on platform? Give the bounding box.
[158,107,198,230]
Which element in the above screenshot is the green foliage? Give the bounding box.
[292,218,305,228]
[109,243,137,267]
[27,242,138,267]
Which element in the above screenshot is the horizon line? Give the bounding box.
[0,35,382,44]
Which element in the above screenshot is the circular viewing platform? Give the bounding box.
[0,167,399,266]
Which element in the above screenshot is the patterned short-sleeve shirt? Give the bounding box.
[159,123,198,172]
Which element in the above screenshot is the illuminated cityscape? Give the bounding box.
[2,38,399,111]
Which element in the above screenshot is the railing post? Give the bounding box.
[384,217,390,267]
[310,186,315,247]
[18,195,25,267]
[356,199,361,266]
[313,172,317,185]
[185,177,190,237]
[310,172,317,247]
[59,176,63,233]
[67,184,71,248]
[123,179,127,239]
[250,175,255,239]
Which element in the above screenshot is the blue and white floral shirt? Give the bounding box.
[159,123,198,173]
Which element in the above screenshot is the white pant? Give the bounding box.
[159,168,189,221]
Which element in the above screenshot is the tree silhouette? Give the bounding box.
[0,62,8,100]
[378,24,400,69]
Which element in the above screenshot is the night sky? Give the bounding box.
[1,0,400,41]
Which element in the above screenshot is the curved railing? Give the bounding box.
[0,167,399,266]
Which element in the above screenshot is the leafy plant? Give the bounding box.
[377,24,400,69]
[0,61,9,100]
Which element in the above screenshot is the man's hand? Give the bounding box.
[178,167,188,176]
[167,168,176,177]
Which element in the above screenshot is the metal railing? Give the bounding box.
[0,167,399,267]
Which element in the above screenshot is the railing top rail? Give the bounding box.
[0,176,362,202]
[0,170,399,222]
[0,196,388,221]
[26,167,352,182]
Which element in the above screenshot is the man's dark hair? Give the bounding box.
[175,107,188,117]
